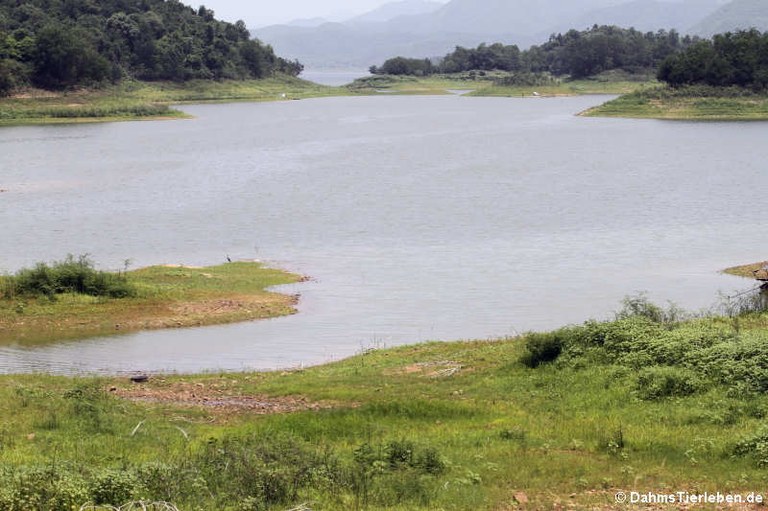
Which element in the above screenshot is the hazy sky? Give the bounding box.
[188,0,430,27]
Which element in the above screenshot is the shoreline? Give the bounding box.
[0,76,349,127]
[0,261,304,346]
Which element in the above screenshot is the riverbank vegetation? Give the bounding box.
[583,29,768,119]
[581,84,768,119]
[347,70,653,97]
[3,293,768,509]
[369,26,692,80]
[0,76,341,126]
[0,0,329,125]
[0,0,301,96]
[0,256,302,345]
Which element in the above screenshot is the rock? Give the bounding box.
[130,374,149,383]
[514,492,529,505]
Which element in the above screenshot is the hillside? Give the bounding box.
[691,0,768,36]
[0,0,301,96]
[349,0,444,24]
[255,0,728,68]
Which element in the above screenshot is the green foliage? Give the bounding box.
[733,427,768,467]
[634,366,704,400]
[0,0,303,91]
[523,294,768,401]
[520,330,567,367]
[4,254,136,300]
[90,469,143,505]
[372,26,694,79]
[32,23,110,89]
[0,465,89,511]
[658,29,768,89]
[370,57,435,76]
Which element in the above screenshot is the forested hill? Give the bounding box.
[0,0,303,95]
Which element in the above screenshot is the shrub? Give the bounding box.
[733,427,768,467]
[0,466,89,511]
[520,330,567,367]
[90,469,143,505]
[634,366,704,400]
[5,254,136,299]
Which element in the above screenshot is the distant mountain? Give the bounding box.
[349,0,444,24]
[253,0,737,69]
[561,0,725,33]
[284,17,329,28]
[690,0,768,36]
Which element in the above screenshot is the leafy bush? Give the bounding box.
[689,335,768,393]
[733,427,768,467]
[634,366,704,400]
[90,469,144,505]
[0,466,89,511]
[4,255,135,299]
[520,330,570,367]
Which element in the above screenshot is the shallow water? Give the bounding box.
[0,94,761,374]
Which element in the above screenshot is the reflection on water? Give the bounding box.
[0,95,760,374]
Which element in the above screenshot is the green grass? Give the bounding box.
[0,260,302,345]
[0,75,347,126]
[347,72,655,98]
[583,85,768,120]
[3,296,768,509]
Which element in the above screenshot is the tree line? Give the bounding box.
[370,26,695,79]
[0,0,303,95]
[658,29,768,90]
[371,25,768,92]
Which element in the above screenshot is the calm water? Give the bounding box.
[0,95,763,374]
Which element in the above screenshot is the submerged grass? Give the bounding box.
[0,260,302,345]
[3,294,768,509]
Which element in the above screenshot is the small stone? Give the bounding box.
[514,492,529,505]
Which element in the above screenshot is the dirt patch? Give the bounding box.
[724,261,768,279]
[115,381,342,416]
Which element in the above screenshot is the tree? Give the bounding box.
[33,24,109,89]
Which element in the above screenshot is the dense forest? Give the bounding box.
[370,25,696,79]
[658,29,768,89]
[0,0,302,96]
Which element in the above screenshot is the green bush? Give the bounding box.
[520,330,568,367]
[0,466,89,511]
[733,427,768,467]
[634,366,704,400]
[90,469,143,505]
[5,254,135,299]
[689,335,768,393]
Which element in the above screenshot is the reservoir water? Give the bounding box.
[0,94,763,374]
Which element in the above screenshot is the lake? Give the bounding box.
[0,94,762,374]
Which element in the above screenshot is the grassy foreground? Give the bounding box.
[0,261,302,345]
[0,76,344,126]
[2,296,768,509]
[582,85,768,120]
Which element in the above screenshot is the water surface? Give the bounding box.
[0,95,760,374]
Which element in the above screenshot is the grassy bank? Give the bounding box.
[2,296,768,509]
[582,85,768,120]
[347,72,654,97]
[0,258,302,345]
[0,75,344,126]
